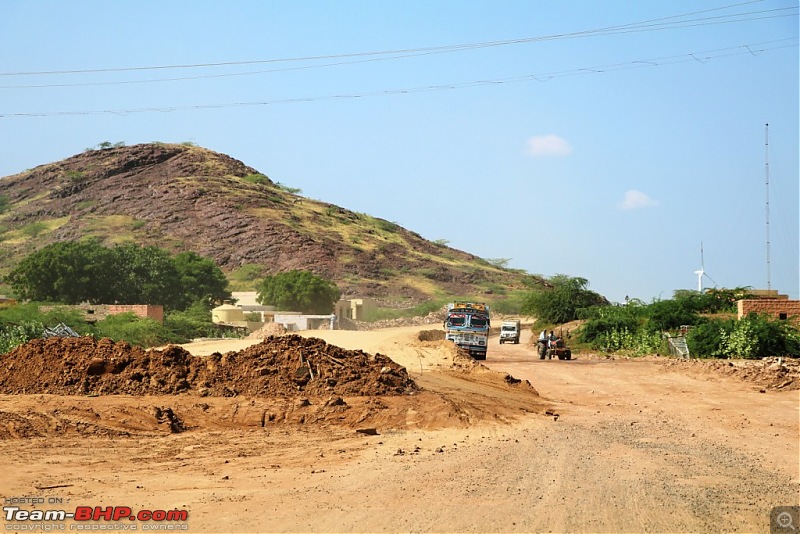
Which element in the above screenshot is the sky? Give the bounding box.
[1,0,798,304]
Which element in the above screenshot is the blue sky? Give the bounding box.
[1,1,798,303]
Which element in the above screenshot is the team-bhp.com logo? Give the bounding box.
[4,505,189,530]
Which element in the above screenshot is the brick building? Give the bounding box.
[737,290,800,325]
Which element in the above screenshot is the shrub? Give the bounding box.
[686,319,729,358]
[275,182,302,194]
[0,321,42,354]
[376,219,400,233]
[242,173,270,186]
[592,327,665,355]
[485,258,511,268]
[687,314,800,359]
[94,312,180,347]
[21,222,47,238]
[522,275,607,324]
[646,298,701,332]
[65,170,85,182]
[164,302,227,341]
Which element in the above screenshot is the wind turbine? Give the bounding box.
[694,243,717,292]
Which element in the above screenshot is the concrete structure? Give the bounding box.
[231,291,260,307]
[211,302,264,333]
[334,298,376,321]
[230,291,279,322]
[274,313,332,331]
[211,303,244,323]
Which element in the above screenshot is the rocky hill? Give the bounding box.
[0,143,536,303]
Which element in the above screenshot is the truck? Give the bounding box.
[499,319,521,344]
[444,302,490,360]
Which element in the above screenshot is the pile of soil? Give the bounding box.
[662,356,799,391]
[417,329,445,342]
[0,335,416,397]
[245,322,288,339]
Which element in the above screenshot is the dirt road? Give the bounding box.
[0,325,797,533]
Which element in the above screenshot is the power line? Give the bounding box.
[1,39,794,119]
[1,12,795,90]
[0,1,794,83]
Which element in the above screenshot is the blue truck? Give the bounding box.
[444,302,490,360]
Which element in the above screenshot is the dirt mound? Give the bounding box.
[0,335,416,397]
[246,322,288,339]
[674,356,800,391]
[417,329,445,342]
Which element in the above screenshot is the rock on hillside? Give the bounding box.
[0,143,534,301]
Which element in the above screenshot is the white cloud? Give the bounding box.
[618,190,659,210]
[526,134,572,157]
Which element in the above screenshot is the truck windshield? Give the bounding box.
[470,317,488,328]
[448,316,466,326]
[501,326,515,331]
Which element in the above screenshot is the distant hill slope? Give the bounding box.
[0,143,537,303]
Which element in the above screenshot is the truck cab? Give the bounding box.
[499,320,521,344]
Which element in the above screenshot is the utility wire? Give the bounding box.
[1,10,796,90]
[1,39,794,119]
[0,0,794,82]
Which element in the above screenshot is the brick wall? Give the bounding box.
[737,299,800,324]
[39,304,164,323]
[106,304,164,323]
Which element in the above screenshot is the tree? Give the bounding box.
[109,243,182,309]
[522,274,607,324]
[6,239,115,304]
[485,258,512,268]
[172,251,231,309]
[646,297,704,332]
[256,270,340,314]
[6,241,227,311]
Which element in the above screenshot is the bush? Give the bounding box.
[687,314,800,359]
[375,219,400,234]
[94,312,180,347]
[164,302,228,341]
[686,319,728,358]
[522,275,607,324]
[242,173,270,186]
[0,321,43,354]
[591,327,665,355]
[646,299,701,332]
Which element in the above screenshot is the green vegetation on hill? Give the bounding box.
[0,142,539,306]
